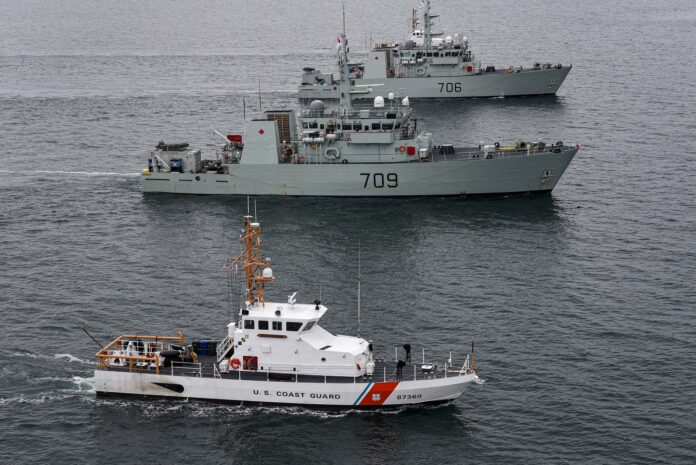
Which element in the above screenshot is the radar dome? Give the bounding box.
[402,96,410,106]
[388,92,395,100]
[309,99,325,117]
[309,100,325,111]
[373,96,385,108]
[263,267,273,278]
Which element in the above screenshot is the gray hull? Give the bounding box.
[143,148,577,196]
[299,66,571,101]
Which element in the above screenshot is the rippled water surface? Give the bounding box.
[1,0,695,463]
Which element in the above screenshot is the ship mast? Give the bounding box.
[232,215,274,306]
[337,6,353,113]
[409,8,418,33]
[423,0,432,51]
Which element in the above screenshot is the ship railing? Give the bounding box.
[170,361,202,378]
[385,345,476,380]
[300,106,407,120]
[95,333,185,375]
[223,363,365,384]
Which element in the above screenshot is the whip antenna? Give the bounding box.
[357,240,361,338]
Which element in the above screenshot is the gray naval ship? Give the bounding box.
[299,0,571,101]
[142,33,578,197]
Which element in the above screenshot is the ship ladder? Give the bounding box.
[216,336,234,362]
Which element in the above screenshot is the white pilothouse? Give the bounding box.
[94,215,483,408]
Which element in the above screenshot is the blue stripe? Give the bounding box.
[353,381,372,406]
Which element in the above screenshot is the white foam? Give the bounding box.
[0,169,139,177]
[54,353,96,364]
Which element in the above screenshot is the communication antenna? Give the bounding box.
[254,199,258,222]
[242,91,246,121]
[246,195,250,215]
[357,240,361,338]
[258,78,262,114]
[342,4,346,36]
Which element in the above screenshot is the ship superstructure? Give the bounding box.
[299,0,571,101]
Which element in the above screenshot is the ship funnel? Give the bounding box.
[401,96,410,106]
[373,96,385,108]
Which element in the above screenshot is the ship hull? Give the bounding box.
[299,66,571,101]
[143,148,577,196]
[94,370,476,408]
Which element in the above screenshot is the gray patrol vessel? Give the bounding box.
[142,33,578,197]
[299,0,571,101]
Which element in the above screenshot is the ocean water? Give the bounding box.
[1,0,695,463]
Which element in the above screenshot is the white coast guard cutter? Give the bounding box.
[94,215,482,408]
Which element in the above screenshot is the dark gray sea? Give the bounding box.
[1,0,695,463]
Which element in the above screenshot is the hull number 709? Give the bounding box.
[361,173,398,188]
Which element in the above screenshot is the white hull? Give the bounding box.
[299,67,571,101]
[143,149,577,196]
[95,370,476,407]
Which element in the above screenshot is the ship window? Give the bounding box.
[309,122,318,129]
[286,322,302,331]
[303,321,316,332]
[302,122,308,129]
[258,320,269,330]
[434,52,440,57]
[244,319,255,329]
[394,122,401,129]
[382,123,393,130]
[272,321,282,331]
[343,123,352,130]
[364,125,369,131]
[371,123,381,130]
[320,124,325,129]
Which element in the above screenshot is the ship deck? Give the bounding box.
[101,354,470,384]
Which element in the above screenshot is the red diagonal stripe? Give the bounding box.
[358,381,399,406]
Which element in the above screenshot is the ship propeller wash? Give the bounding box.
[300,0,571,101]
[143,31,578,196]
[94,214,483,407]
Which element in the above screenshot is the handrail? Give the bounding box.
[216,335,233,362]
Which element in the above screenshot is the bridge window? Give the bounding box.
[371,123,381,130]
[382,123,393,130]
[286,322,302,331]
[342,123,352,130]
[258,320,269,330]
[244,319,255,330]
[272,321,282,331]
[303,321,316,332]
